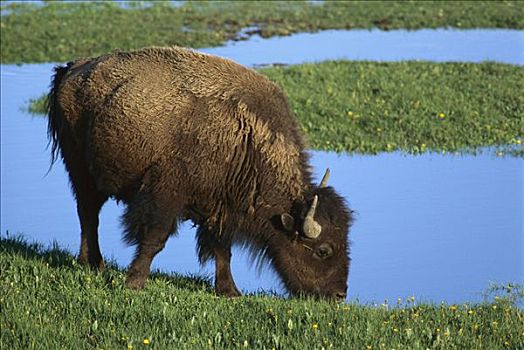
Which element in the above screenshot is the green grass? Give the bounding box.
[1,235,523,349]
[262,61,524,155]
[26,61,524,155]
[24,94,48,115]
[1,1,523,63]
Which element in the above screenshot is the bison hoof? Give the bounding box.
[95,260,106,271]
[216,285,242,297]
[78,256,106,271]
[125,273,146,290]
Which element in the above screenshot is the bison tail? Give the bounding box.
[47,62,72,167]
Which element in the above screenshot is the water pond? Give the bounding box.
[205,28,524,66]
[1,29,522,303]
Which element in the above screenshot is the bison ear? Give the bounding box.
[280,213,295,232]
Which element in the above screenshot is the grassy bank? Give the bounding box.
[27,61,524,155]
[263,61,524,155]
[1,1,523,64]
[1,236,523,349]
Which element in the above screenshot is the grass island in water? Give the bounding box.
[1,1,524,64]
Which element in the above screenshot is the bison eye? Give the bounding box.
[315,243,333,259]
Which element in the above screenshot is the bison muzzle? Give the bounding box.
[47,46,352,299]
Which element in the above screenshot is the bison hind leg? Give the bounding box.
[121,191,181,290]
[124,225,173,290]
[76,191,107,270]
[61,141,108,270]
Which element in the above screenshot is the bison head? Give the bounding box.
[269,169,352,300]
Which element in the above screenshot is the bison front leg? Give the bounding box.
[213,241,241,297]
[196,227,241,297]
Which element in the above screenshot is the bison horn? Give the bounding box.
[319,168,330,188]
[303,195,321,239]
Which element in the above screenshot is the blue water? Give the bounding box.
[204,28,524,66]
[1,29,523,303]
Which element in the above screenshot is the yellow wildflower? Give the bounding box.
[312,323,319,329]
[347,111,354,118]
[450,305,457,311]
[438,113,445,119]
[143,338,150,345]
[468,310,474,315]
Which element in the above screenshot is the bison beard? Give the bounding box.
[47,46,352,299]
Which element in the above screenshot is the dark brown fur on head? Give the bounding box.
[267,186,352,299]
[47,46,353,298]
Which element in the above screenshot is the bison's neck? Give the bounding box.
[186,148,312,239]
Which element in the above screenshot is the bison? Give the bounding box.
[47,46,352,299]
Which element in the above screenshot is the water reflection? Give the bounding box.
[1,28,523,303]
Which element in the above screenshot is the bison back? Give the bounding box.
[55,47,307,204]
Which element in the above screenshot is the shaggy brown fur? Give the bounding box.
[48,46,352,298]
